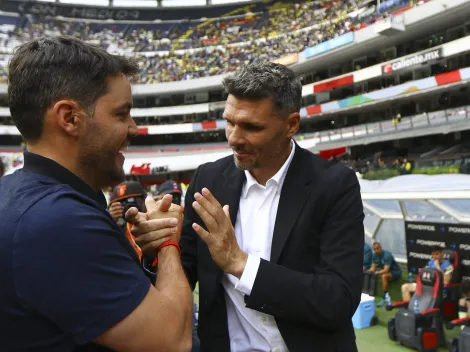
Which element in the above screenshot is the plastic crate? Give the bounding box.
[352,293,375,329]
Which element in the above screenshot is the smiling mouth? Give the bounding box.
[119,144,129,153]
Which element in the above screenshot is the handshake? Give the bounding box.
[124,194,184,257]
[116,187,248,279]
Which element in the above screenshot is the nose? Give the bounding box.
[227,125,245,147]
[128,116,139,137]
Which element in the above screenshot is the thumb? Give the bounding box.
[125,207,146,225]
[144,196,158,214]
[157,194,173,212]
[223,205,231,221]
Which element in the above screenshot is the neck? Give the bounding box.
[27,143,101,192]
[249,141,292,185]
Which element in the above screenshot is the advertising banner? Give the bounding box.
[405,221,470,279]
[0,0,250,21]
[382,48,442,74]
[304,32,354,59]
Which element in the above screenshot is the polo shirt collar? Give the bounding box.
[22,151,108,209]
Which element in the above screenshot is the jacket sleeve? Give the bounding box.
[244,167,365,331]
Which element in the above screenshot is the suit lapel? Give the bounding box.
[216,162,245,227]
[271,146,315,263]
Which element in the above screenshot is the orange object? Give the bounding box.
[125,223,142,262]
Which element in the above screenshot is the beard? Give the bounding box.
[78,142,125,189]
[233,154,259,170]
[233,141,285,171]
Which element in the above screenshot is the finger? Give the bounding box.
[144,196,158,214]
[192,223,212,244]
[125,207,147,225]
[158,194,173,212]
[223,205,231,222]
[109,202,122,212]
[192,200,219,234]
[131,217,179,238]
[134,226,176,248]
[194,188,225,226]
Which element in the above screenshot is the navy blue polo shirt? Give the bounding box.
[0,152,151,351]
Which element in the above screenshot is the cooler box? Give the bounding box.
[352,293,375,329]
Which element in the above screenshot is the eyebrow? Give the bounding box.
[115,102,133,112]
[223,116,266,128]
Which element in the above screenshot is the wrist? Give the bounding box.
[153,241,181,267]
[158,245,180,257]
[227,251,248,279]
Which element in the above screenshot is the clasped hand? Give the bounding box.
[125,194,184,256]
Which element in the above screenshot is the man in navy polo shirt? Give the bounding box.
[0,36,193,351]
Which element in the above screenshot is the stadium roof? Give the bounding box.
[36,0,254,7]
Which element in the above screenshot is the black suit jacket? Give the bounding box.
[181,145,365,352]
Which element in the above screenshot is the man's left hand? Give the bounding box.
[191,188,248,278]
[126,195,183,256]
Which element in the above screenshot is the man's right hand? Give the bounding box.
[108,202,124,222]
[125,195,184,256]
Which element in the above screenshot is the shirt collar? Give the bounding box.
[22,151,108,209]
[242,140,296,198]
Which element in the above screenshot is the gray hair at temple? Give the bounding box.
[222,61,302,118]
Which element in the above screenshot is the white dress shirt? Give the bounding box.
[221,141,295,352]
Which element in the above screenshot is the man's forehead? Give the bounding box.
[98,75,132,106]
[224,96,275,119]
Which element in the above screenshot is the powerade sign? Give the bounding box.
[382,48,442,74]
[405,221,470,280]
[304,32,354,59]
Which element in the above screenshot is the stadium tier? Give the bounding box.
[0,0,425,83]
[0,0,469,181]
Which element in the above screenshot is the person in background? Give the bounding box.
[154,180,183,207]
[401,246,453,301]
[368,242,402,307]
[364,242,373,271]
[108,181,148,261]
[458,279,470,328]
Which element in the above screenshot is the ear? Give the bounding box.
[286,112,300,138]
[51,99,86,137]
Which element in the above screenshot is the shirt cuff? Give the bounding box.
[234,254,260,296]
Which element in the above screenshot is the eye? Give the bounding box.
[245,124,263,132]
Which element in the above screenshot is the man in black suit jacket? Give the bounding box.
[180,62,365,351]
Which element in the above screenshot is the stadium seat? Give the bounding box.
[387,268,446,351]
[446,316,470,352]
[442,249,461,322]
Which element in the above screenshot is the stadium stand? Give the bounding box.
[0,0,426,84]
[0,2,469,351]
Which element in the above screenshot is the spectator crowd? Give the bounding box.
[0,0,424,84]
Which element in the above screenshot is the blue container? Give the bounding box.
[352,294,375,329]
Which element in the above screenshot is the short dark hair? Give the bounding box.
[222,61,302,118]
[462,279,470,294]
[8,36,139,142]
[431,246,443,253]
